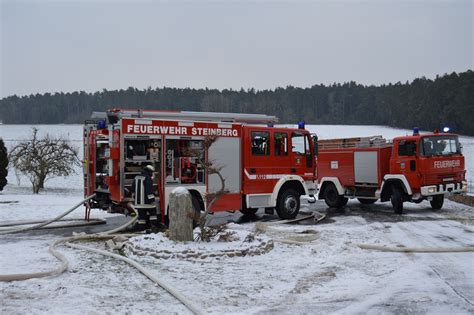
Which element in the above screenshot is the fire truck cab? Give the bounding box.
[84,109,317,221]
[316,131,467,213]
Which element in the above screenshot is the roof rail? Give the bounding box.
[318,136,392,149]
[103,108,278,124]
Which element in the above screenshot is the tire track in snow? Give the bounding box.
[393,220,474,309]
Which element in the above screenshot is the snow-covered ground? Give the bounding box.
[1,190,473,314]
[1,124,473,314]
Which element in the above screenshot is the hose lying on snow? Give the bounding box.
[0,234,116,282]
[66,240,205,315]
[0,198,206,315]
[0,198,138,282]
[255,211,327,245]
[358,244,474,253]
[0,218,106,230]
[0,195,97,235]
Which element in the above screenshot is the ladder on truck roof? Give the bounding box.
[318,135,392,150]
[92,108,279,124]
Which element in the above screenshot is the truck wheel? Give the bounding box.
[391,186,404,214]
[240,208,258,215]
[430,195,444,210]
[358,198,376,205]
[276,189,300,219]
[324,184,347,208]
[191,195,202,228]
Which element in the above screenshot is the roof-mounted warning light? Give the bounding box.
[413,127,419,136]
[443,126,450,133]
[298,121,305,130]
[97,119,107,129]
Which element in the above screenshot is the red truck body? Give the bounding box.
[316,132,467,213]
[84,109,317,221]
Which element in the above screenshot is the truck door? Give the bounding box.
[243,128,273,194]
[393,139,419,187]
[273,131,291,177]
[290,132,314,179]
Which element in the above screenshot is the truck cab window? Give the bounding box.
[251,131,270,156]
[291,132,306,154]
[274,132,288,156]
[398,140,416,156]
[422,136,460,156]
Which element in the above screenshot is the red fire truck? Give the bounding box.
[84,109,317,221]
[316,130,467,213]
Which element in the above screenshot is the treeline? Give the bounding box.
[0,70,472,135]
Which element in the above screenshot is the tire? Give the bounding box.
[240,207,258,215]
[391,186,404,214]
[191,195,202,228]
[358,198,376,205]
[430,195,444,210]
[324,183,347,208]
[276,189,300,219]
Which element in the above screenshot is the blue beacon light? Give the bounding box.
[298,121,305,129]
[413,127,419,136]
[97,119,107,129]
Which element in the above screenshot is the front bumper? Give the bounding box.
[420,181,467,196]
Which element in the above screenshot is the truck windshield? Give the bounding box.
[421,136,460,157]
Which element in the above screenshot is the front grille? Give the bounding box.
[423,172,464,185]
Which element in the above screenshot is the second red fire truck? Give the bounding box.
[84,109,317,221]
[316,130,467,213]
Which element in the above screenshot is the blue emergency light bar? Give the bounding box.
[97,119,107,129]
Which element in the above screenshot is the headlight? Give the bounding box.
[428,187,436,193]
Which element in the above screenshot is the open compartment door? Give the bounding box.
[208,137,242,211]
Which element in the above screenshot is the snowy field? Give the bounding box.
[1,123,473,186]
[1,124,473,314]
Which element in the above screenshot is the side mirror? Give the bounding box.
[312,135,319,156]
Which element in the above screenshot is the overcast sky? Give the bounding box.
[1,0,472,98]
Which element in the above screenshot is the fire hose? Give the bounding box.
[0,194,206,315]
[358,244,474,253]
[0,218,106,230]
[0,195,97,235]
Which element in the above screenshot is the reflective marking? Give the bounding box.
[244,169,285,180]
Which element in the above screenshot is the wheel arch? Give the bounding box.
[318,177,344,199]
[271,176,307,207]
[379,175,412,202]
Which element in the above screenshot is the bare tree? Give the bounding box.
[187,136,229,242]
[9,128,81,193]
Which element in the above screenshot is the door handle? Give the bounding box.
[291,168,296,173]
[249,168,256,174]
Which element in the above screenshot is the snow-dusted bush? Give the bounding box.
[0,138,7,191]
